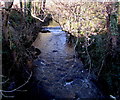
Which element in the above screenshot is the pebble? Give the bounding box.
[52,50,58,52]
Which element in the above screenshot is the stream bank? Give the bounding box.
[2,9,52,100]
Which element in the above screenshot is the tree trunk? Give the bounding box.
[3,0,14,42]
[24,0,26,16]
[20,0,23,12]
[28,0,31,16]
[42,0,46,10]
[106,2,119,50]
[41,0,46,16]
[110,3,119,49]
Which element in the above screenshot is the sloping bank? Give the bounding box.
[2,9,52,99]
[71,24,120,99]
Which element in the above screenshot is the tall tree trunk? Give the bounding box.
[42,0,46,10]
[110,2,119,49]
[106,2,119,50]
[28,0,31,16]
[33,2,35,15]
[20,0,23,12]
[3,0,14,42]
[41,0,46,17]
[24,0,26,16]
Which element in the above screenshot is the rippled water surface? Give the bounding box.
[33,26,74,61]
[31,26,103,99]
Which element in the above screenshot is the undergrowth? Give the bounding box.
[75,32,120,98]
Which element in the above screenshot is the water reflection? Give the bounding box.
[32,26,74,60]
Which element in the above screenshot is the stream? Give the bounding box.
[31,26,103,99]
[17,26,103,100]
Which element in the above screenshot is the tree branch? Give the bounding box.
[0,71,32,93]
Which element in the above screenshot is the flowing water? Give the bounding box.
[29,26,103,99]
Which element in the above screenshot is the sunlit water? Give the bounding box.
[32,26,74,62]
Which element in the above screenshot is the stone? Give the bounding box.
[52,50,58,52]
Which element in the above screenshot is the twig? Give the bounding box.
[85,37,92,79]
[74,36,79,62]
[0,92,14,98]
[97,57,105,77]
[15,90,27,92]
[0,75,6,78]
[74,36,79,50]
[0,71,32,93]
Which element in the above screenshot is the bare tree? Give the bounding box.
[24,0,27,16]
[3,0,14,41]
[28,0,31,15]
[42,0,46,11]
[106,2,119,49]
[20,0,23,12]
